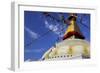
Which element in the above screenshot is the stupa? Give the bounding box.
[41,13,90,61]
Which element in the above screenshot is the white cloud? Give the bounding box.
[25,27,39,39]
[45,20,58,31]
[25,48,45,53]
[25,59,32,62]
[45,20,49,27]
[44,20,64,37]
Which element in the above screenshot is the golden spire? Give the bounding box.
[63,13,85,40]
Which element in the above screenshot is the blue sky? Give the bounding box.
[24,11,90,61]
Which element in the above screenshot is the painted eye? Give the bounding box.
[73,45,84,55]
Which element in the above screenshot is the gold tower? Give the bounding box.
[63,13,85,40]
